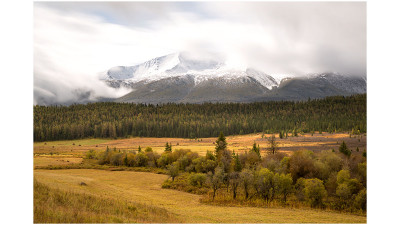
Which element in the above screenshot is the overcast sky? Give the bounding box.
[34,1,366,105]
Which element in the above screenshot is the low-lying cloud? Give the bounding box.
[34,2,366,105]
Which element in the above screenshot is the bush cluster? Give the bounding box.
[90,133,366,212]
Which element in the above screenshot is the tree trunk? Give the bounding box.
[212,189,216,200]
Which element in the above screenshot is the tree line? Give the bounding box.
[87,132,366,212]
[34,94,366,141]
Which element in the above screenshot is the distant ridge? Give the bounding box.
[101,53,366,103]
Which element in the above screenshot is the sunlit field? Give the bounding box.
[34,132,366,223]
[34,132,366,158]
[35,169,366,223]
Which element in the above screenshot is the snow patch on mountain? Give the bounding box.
[103,52,283,90]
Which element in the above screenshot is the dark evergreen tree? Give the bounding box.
[232,153,242,172]
[251,142,261,158]
[339,141,351,157]
[165,142,172,152]
[215,132,227,158]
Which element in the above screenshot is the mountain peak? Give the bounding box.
[104,52,280,89]
[103,53,366,98]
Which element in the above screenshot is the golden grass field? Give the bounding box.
[34,132,366,166]
[33,133,367,223]
[34,169,366,223]
[34,179,179,223]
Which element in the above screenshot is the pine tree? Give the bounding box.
[339,141,351,157]
[165,142,172,152]
[232,153,242,172]
[251,142,261,158]
[215,132,227,156]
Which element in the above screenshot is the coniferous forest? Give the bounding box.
[34,94,366,142]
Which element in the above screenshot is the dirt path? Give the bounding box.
[34,169,366,223]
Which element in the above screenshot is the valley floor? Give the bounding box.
[34,132,367,159]
[34,169,366,223]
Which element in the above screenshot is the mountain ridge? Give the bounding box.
[101,52,366,104]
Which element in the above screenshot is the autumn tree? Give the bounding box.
[304,178,327,208]
[230,172,240,199]
[277,173,293,203]
[207,166,224,200]
[254,168,278,203]
[240,168,253,199]
[167,161,180,181]
[268,135,279,154]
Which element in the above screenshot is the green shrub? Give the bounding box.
[167,162,180,181]
[135,153,148,167]
[304,178,327,208]
[189,173,207,187]
[157,153,173,168]
[337,170,351,184]
[85,149,96,159]
[354,188,366,211]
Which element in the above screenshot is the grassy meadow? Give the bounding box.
[33,132,366,223]
[34,178,179,223]
[34,169,366,223]
[34,132,366,165]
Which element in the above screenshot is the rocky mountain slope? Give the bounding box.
[101,53,366,103]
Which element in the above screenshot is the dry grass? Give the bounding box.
[34,132,366,157]
[34,169,366,223]
[34,156,83,167]
[34,179,179,223]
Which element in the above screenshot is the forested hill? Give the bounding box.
[34,94,366,142]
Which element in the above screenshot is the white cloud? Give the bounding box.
[34,2,366,105]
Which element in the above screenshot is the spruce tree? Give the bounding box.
[251,142,261,158]
[339,141,351,157]
[232,153,242,172]
[215,132,227,156]
[165,142,172,152]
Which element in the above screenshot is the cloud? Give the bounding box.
[34,2,366,105]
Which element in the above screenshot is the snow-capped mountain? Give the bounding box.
[305,72,366,94]
[102,52,281,90]
[101,52,366,104]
